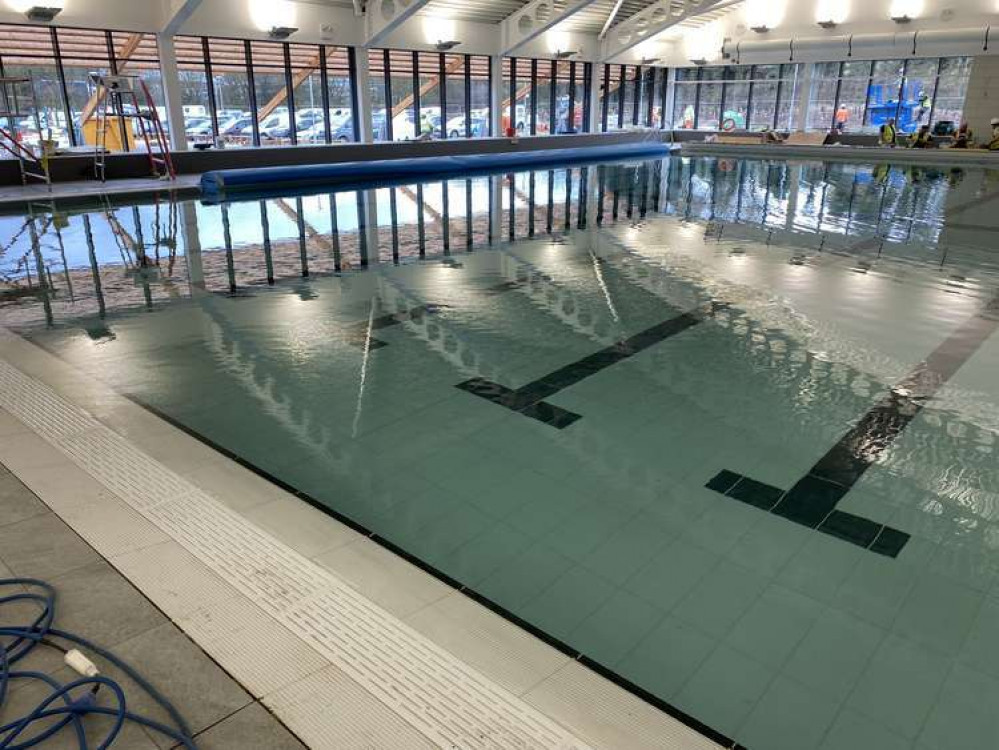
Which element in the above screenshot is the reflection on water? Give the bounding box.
[2,156,999,329]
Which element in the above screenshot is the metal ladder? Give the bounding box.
[0,76,51,187]
[90,73,175,182]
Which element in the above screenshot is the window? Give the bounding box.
[325,46,355,143]
[672,68,698,129]
[865,59,904,132]
[806,62,840,131]
[444,54,466,138]
[469,55,491,137]
[603,65,623,131]
[748,65,779,130]
[697,67,723,130]
[836,60,872,133]
[722,65,751,130]
[776,64,801,130]
[934,57,972,129]
[206,38,252,147]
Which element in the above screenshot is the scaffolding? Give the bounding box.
[0,76,51,187]
[89,73,175,182]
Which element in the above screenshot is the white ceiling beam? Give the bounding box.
[162,0,204,36]
[500,0,606,57]
[598,0,626,40]
[600,0,733,62]
[365,0,435,48]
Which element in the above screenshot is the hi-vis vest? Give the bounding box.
[880,124,896,144]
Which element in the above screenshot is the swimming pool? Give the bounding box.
[3,156,999,750]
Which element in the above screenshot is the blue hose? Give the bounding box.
[1,578,198,749]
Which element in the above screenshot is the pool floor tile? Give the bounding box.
[674,645,776,738]
[624,538,719,612]
[568,589,666,667]
[819,708,912,750]
[891,572,982,656]
[846,633,952,740]
[737,676,842,750]
[672,560,769,640]
[724,584,824,670]
[919,663,999,750]
[517,566,617,643]
[615,616,718,700]
[782,608,886,704]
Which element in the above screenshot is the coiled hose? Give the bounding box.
[1,578,198,749]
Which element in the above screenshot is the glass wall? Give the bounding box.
[671,64,801,131]
[805,56,974,135]
[375,49,491,141]
[0,24,164,152]
[599,64,665,131]
[505,56,592,135]
[177,35,357,148]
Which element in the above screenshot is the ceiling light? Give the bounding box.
[889,0,922,22]
[268,26,298,39]
[435,40,461,51]
[640,56,661,65]
[750,25,770,33]
[25,5,61,21]
[815,0,849,27]
[554,49,578,59]
[689,58,707,66]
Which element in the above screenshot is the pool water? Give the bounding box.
[4,156,999,750]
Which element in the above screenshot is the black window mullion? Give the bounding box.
[383,49,393,141]
[509,57,516,134]
[106,31,131,152]
[893,59,907,129]
[283,42,297,145]
[530,58,538,135]
[746,66,755,130]
[693,67,702,128]
[246,42,261,146]
[631,66,641,126]
[861,59,874,127]
[616,64,625,129]
[439,52,447,139]
[464,53,472,138]
[927,57,942,127]
[659,67,669,128]
[412,50,421,138]
[831,60,844,130]
[645,68,655,126]
[582,62,592,132]
[718,68,728,130]
[203,37,220,140]
[319,44,332,144]
[601,64,610,132]
[487,56,493,136]
[568,61,576,132]
[50,28,76,147]
[347,46,360,142]
[549,60,557,134]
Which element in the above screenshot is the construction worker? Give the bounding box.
[834,104,849,132]
[909,124,932,148]
[879,118,897,147]
[953,121,973,148]
[915,91,932,124]
[987,118,999,150]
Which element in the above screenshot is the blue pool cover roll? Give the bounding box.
[200,141,673,200]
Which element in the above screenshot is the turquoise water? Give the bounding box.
[4,157,999,750]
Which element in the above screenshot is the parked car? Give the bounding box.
[219,115,254,136]
[444,113,489,138]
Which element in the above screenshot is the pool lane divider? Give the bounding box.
[707,292,999,559]
[456,302,727,428]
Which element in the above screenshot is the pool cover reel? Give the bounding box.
[200,142,674,200]
[1,578,198,749]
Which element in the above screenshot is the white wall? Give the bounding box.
[649,0,999,67]
[177,0,363,45]
[961,55,999,142]
[0,0,164,30]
